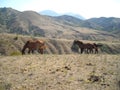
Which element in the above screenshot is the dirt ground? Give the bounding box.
[0,54,120,90]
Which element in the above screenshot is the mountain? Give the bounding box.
[0,8,119,40]
[81,17,120,36]
[0,7,21,33]
[54,15,83,27]
[64,12,85,20]
[87,17,120,31]
[39,10,60,16]
[39,10,85,20]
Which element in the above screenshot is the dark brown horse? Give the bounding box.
[22,39,46,55]
[71,40,102,54]
[92,43,102,54]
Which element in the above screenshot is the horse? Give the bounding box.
[71,40,101,54]
[92,43,102,54]
[21,39,46,55]
[71,40,92,54]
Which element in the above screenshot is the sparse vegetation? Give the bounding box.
[0,33,120,56]
[0,54,120,90]
[10,51,21,56]
[0,82,12,90]
[0,7,120,90]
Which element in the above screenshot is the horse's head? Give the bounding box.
[71,40,82,52]
[21,41,30,55]
[73,40,83,45]
[21,49,25,55]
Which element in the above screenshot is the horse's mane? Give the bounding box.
[74,40,83,44]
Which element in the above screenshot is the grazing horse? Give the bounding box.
[71,40,101,54]
[22,39,46,55]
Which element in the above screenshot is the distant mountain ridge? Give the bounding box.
[0,8,120,40]
[39,10,85,20]
[87,17,120,31]
[39,10,60,16]
[81,17,120,36]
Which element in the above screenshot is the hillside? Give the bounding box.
[86,17,120,35]
[0,8,119,40]
[87,17,120,31]
[0,33,120,56]
[0,54,120,90]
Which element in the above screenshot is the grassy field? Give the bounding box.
[0,54,120,90]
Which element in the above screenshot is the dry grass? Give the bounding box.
[0,33,120,56]
[0,54,120,90]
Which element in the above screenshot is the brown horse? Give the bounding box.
[71,40,101,54]
[22,39,46,55]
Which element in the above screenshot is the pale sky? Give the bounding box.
[0,0,120,19]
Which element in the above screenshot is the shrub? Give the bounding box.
[13,36,18,40]
[0,82,11,90]
[10,51,21,56]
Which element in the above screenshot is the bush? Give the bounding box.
[13,36,18,40]
[0,82,11,90]
[10,51,21,56]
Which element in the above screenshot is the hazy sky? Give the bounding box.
[1,0,120,19]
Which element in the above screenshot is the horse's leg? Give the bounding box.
[32,50,34,54]
[39,49,43,54]
[86,49,89,54]
[95,48,98,54]
[92,49,94,53]
[21,47,26,55]
[84,49,86,53]
[87,48,89,54]
[28,49,31,54]
[81,48,84,54]
[38,49,43,54]
[22,49,25,55]
[38,49,40,53]
[90,48,93,54]
[85,48,89,54]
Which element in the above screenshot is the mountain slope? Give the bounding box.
[0,7,20,33]
[0,33,120,56]
[87,17,120,31]
[86,17,120,35]
[0,8,119,40]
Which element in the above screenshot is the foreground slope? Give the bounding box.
[0,33,120,55]
[0,33,73,55]
[0,54,120,90]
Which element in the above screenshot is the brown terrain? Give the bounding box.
[0,33,120,90]
[0,8,120,90]
[0,54,120,90]
[0,33,120,56]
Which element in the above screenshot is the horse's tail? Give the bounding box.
[94,43,103,48]
[97,44,103,47]
[21,41,30,55]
